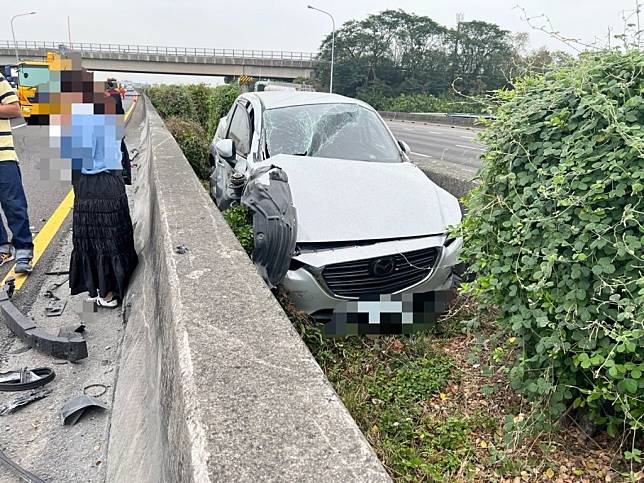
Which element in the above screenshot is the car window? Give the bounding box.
[263,103,401,163]
[18,65,50,88]
[227,104,251,156]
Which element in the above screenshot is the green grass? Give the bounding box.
[292,312,492,481]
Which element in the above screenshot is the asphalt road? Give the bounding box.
[386,119,485,175]
[0,120,72,316]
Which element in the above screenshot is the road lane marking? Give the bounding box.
[1,97,138,292]
[13,123,27,129]
[455,144,485,151]
[2,190,75,290]
[411,152,433,158]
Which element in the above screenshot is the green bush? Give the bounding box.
[164,116,210,180]
[223,204,254,255]
[185,83,212,128]
[206,84,242,140]
[459,51,644,444]
[358,91,487,114]
[146,85,198,121]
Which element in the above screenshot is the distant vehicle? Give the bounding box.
[1,65,17,88]
[209,91,462,319]
[254,80,315,92]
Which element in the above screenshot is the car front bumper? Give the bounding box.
[280,235,462,317]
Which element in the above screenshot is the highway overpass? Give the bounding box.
[0,40,317,79]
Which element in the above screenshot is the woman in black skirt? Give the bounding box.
[66,77,138,308]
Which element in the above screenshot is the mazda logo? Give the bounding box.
[370,257,396,277]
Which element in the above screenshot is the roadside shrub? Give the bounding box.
[147,85,198,122]
[206,84,242,140]
[459,50,644,449]
[358,91,487,114]
[164,116,210,179]
[222,204,253,255]
[185,83,213,128]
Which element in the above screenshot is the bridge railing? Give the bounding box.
[0,40,317,61]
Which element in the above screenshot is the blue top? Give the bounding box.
[62,105,123,175]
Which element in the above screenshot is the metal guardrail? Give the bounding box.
[0,40,318,62]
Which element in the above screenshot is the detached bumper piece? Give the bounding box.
[0,289,88,362]
[242,166,297,287]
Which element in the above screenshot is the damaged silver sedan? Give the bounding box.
[209,92,462,320]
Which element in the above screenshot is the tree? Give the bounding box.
[313,10,518,99]
[448,21,515,94]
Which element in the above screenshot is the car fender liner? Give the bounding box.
[0,289,88,362]
[241,165,297,287]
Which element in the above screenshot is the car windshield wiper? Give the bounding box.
[292,150,308,156]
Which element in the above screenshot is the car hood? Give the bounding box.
[254,155,462,243]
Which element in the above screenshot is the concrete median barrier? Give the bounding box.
[380,110,488,128]
[106,97,390,482]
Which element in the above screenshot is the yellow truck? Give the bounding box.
[17,51,72,124]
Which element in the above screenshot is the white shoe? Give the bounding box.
[95,296,119,309]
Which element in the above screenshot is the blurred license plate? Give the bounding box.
[325,291,454,336]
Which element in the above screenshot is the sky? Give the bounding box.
[7,0,640,85]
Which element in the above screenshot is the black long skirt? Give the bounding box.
[69,171,138,299]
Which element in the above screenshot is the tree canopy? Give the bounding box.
[313,10,570,101]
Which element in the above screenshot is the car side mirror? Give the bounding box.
[216,139,235,162]
[398,139,411,153]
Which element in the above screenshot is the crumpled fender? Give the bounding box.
[241,165,297,287]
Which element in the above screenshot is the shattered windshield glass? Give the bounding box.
[263,103,401,163]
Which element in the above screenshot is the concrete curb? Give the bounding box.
[106,97,390,482]
[379,110,487,128]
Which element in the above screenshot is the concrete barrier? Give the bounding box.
[106,97,390,482]
[380,110,488,128]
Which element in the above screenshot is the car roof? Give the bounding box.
[240,91,374,111]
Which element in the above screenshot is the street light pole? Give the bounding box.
[308,5,335,93]
[11,12,37,63]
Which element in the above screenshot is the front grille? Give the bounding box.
[321,247,440,297]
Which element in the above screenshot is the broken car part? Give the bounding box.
[84,383,108,398]
[241,165,297,287]
[0,367,55,392]
[0,388,52,416]
[0,288,88,362]
[44,270,69,276]
[45,299,67,317]
[44,276,69,299]
[0,449,46,483]
[61,395,108,426]
[174,244,189,254]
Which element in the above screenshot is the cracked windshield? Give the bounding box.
[263,103,401,162]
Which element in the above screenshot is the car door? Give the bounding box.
[214,101,253,209]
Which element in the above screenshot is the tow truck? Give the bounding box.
[17,50,72,124]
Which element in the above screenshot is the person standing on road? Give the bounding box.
[0,74,33,273]
[59,73,138,308]
[106,78,132,185]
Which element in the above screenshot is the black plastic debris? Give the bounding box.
[57,324,86,340]
[0,449,46,483]
[0,288,88,361]
[174,244,189,254]
[45,299,67,317]
[61,395,108,426]
[0,367,56,392]
[0,388,52,416]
